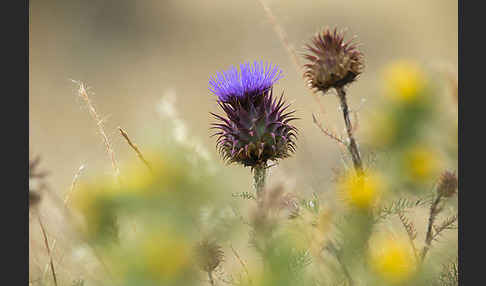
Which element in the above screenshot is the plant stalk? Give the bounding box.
[37,213,58,286]
[336,87,363,174]
[421,194,443,261]
[253,163,267,201]
[208,271,215,286]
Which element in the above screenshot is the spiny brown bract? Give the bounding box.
[303,27,364,93]
[211,89,298,167]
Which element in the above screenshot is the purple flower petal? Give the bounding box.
[209,61,283,102]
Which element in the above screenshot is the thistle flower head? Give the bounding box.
[209,61,283,102]
[303,27,364,93]
[437,170,458,198]
[210,61,298,167]
[194,239,224,273]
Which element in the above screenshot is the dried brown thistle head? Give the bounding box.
[303,27,364,94]
[29,155,49,207]
[437,170,458,198]
[195,239,224,273]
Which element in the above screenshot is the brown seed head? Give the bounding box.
[303,27,364,93]
[195,239,224,273]
[437,171,458,198]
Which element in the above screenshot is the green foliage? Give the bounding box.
[375,197,429,222]
[32,59,457,286]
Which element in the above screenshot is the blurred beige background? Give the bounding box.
[29,0,457,197]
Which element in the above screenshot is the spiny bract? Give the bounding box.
[209,61,298,167]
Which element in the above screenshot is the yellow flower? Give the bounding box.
[69,182,115,238]
[404,146,442,183]
[70,182,98,215]
[369,235,416,284]
[384,61,426,102]
[118,150,181,196]
[338,170,384,210]
[367,112,397,147]
[140,231,191,280]
[121,163,157,194]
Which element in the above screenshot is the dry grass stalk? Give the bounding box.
[118,127,153,172]
[31,159,114,285]
[64,164,86,205]
[42,239,57,281]
[44,164,86,272]
[36,213,58,286]
[74,81,121,184]
[256,0,326,114]
[230,244,252,285]
[257,0,300,72]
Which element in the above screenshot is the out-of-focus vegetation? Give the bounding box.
[29,1,457,286]
[30,59,457,286]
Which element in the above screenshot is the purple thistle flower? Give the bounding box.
[209,61,283,102]
[209,62,297,168]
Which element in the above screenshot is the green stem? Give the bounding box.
[253,163,267,201]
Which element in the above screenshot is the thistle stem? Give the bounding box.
[336,87,363,174]
[421,194,443,261]
[253,163,267,200]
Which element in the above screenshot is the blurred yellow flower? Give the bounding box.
[140,231,191,280]
[69,181,116,238]
[338,170,384,210]
[70,181,111,214]
[70,183,98,215]
[404,146,441,183]
[367,112,397,147]
[384,60,426,102]
[369,235,416,284]
[121,163,157,194]
[119,150,185,196]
